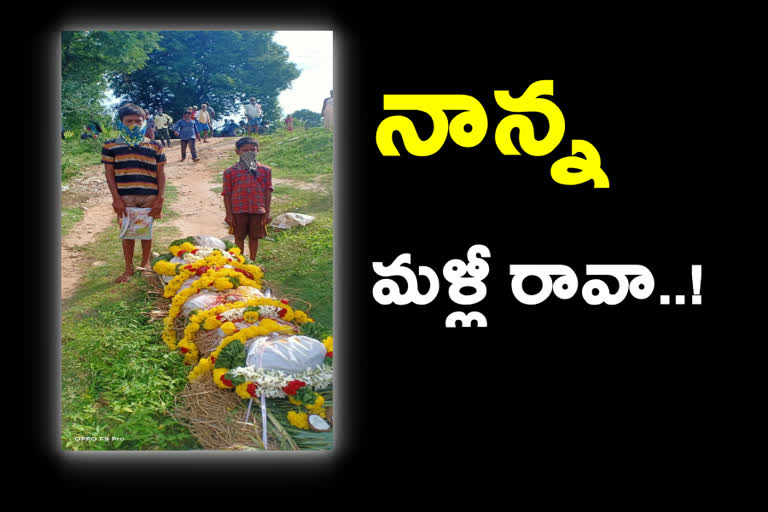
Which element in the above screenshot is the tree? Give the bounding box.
[109,31,300,128]
[291,109,322,128]
[61,31,161,132]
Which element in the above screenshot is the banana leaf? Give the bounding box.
[264,388,334,451]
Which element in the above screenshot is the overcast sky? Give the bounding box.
[273,30,333,115]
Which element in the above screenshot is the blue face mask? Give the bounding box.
[117,119,147,146]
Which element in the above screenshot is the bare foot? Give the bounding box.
[115,270,133,283]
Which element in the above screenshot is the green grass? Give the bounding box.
[260,213,333,330]
[60,124,334,450]
[158,184,180,221]
[61,233,198,450]
[61,129,119,184]
[256,127,333,179]
[62,207,85,237]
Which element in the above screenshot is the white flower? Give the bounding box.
[219,307,245,322]
[228,364,333,398]
[258,305,281,319]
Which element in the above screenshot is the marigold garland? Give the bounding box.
[213,367,234,389]
[153,238,333,438]
[235,381,259,399]
[289,392,327,419]
[156,247,263,299]
[284,385,330,430]
[161,267,265,350]
[172,297,313,365]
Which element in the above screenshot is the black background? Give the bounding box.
[23,3,750,497]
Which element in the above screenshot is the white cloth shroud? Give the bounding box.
[245,334,327,373]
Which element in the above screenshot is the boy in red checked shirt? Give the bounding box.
[222,137,273,260]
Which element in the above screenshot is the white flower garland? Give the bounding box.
[215,305,283,323]
[257,305,281,320]
[229,365,334,399]
[218,307,246,323]
[181,248,240,265]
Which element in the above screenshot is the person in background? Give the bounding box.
[172,109,202,162]
[222,137,272,260]
[322,89,334,130]
[284,114,294,132]
[221,119,237,137]
[101,103,166,284]
[244,97,262,135]
[154,108,173,147]
[196,104,213,143]
[145,110,156,140]
[82,120,102,139]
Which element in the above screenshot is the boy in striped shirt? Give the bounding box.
[102,103,167,283]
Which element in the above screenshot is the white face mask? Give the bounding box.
[239,151,258,169]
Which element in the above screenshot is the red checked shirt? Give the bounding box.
[221,161,273,214]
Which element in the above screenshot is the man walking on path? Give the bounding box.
[197,104,213,143]
[154,108,173,147]
[172,110,202,162]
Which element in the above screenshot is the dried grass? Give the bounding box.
[194,328,225,358]
[170,369,281,450]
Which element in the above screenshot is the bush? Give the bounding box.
[61,128,118,184]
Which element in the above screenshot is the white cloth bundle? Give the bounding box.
[245,334,327,373]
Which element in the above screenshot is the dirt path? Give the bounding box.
[61,137,238,300]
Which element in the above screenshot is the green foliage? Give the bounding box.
[169,236,197,248]
[61,79,112,134]
[300,319,331,340]
[291,109,322,128]
[61,133,115,184]
[224,371,247,388]
[110,31,300,127]
[267,390,334,450]
[62,31,161,132]
[294,385,316,405]
[214,341,246,370]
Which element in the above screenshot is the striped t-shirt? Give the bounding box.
[101,138,167,196]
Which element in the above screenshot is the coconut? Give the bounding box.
[326,406,333,427]
[308,414,331,432]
